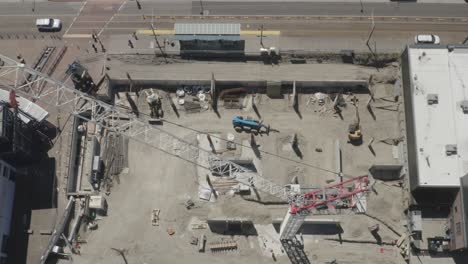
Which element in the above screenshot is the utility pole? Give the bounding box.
[32,0,35,12]
[366,9,377,62]
[150,24,168,63]
[259,24,264,48]
[151,8,154,29]
[199,0,205,15]
[463,36,468,45]
[359,0,364,13]
[111,248,128,264]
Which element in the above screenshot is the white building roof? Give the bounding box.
[408,47,468,187]
[0,89,48,123]
[175,23,240,35]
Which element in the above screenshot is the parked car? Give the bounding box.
[36,18,62,32]
[414,34,440,45]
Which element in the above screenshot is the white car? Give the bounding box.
[36,18,62,32]
[415,34,440,45]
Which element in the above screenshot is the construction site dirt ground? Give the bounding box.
[70,59,407,264]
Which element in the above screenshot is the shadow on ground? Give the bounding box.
[8,157,58,264]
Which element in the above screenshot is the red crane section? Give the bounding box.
[9,90,18,108]
[290,175,370,214]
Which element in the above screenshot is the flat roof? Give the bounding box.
[408,46,468,187]
[0,89,49,124]
[174,23,240,36]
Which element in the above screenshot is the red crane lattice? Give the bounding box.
[290,175,370,214]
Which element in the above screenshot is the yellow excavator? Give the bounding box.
[348,96,362,143]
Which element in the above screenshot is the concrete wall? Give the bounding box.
[109,79,369,98]
[401,47,420,192]
[207,219,257,236]
[369,165,403,181]
[66,116,81,194]
[272,218,342,235]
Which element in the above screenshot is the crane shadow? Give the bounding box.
[252,103,262,119]
[293,103,302,119]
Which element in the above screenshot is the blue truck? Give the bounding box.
[232,116,270,135]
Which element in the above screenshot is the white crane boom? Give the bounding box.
[0,53,292,200]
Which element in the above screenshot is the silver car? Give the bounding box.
[415,34,440,45]
[36,18,62,32]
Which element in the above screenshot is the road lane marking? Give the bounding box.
[113,14,468,23]
[241,30,280,35]
[69,18,468,26]
[137,29,175,35]
[98,0,128,36]
[63,34,92,38]
[64,0,88,35]
[118,0,126,12]
[135,29,281,36]
[0,14,76,17]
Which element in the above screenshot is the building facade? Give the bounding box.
[0,160,16,263]
[447,174,468,251]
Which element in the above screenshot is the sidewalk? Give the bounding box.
[104,31,406,55]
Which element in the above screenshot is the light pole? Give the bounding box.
[360,0,364,13]
[259,24,264,48]
[32,0,35,12]
[199,0,204,15]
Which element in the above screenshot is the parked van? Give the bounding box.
[36,18,62,32]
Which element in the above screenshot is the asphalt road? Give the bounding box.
[1,1,468,17]
[0,1,467,52]
[0,2,80,15]
[119,1,468,17]
[192,2,468,17]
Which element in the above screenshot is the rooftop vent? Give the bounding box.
[446,144,457,156]
[427,94,438,105]
[461,101,468,114]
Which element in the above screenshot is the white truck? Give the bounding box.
[36,18,62,32]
